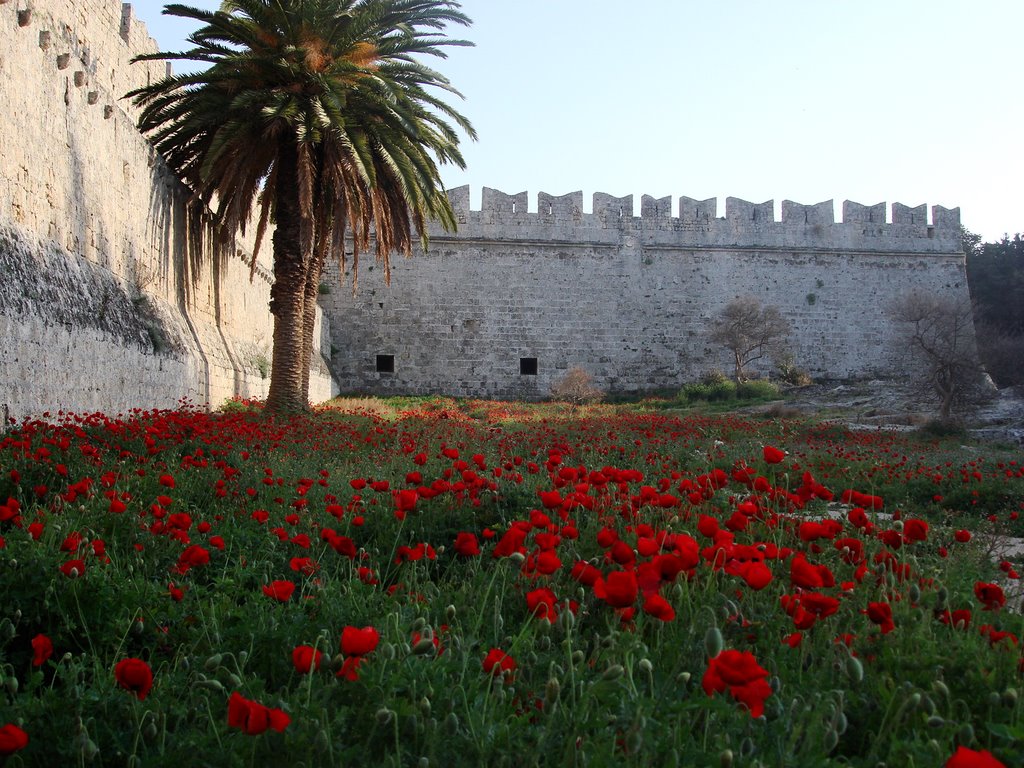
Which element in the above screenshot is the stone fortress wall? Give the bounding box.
[0,1,971,415]
[0,0,336,423]
[320,187,969,400]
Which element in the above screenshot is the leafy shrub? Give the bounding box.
[736,380,780,400]
[918,418,968,439]
[776,356,813,387]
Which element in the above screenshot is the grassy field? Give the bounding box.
[1,396,1022,766]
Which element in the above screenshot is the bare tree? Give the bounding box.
[550,367,604,406]
[889,292,988,420]
[709,296,791,382]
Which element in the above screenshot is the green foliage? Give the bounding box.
[678,376,781,405]
[965,229,1024,386]
[0,402,1022,766]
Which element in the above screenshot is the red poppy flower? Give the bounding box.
[642,593,676,622]
[227,691,290,735]
[902,518,929,543]
[292,645,323,674]
[483,648,517,679]
[340,626,380,657]
[954,530,972,543]
[737,561,773,591]
[453,532,481,557]
[763,445,786,464]
[790,554,834,590]
[158,474,175,489]
[0,724,28,756]
[938,608,972,629]
[114,658,153,701]
[865,601,895,634]
[60,558,87,578]
[290,557,319,575]
[975,582,1006,611]
[945,745,1007,767]
[31,634,53,667]
[526,588,559,622]
[702,649,772,717]
[262,580,295,602]
[174,545,210,574]
[600,570,639,608]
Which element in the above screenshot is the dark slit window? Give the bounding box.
[376,354,395,373]
[520,357,538,376]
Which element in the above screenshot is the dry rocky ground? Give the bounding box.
[767,379,1024,447]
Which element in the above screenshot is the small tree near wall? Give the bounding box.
[889,292,988,421]
[550,367,604,406]
[710,296,791,382]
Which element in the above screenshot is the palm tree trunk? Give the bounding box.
[299,247,326,401]
[266,142,309,414]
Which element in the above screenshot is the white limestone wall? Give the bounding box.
[319,187,969,399]
[0,1,336,423]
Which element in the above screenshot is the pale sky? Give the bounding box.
[131,1,1022,241]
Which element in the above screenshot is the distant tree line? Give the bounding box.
[963,228,1024,387]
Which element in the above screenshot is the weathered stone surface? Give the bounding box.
[0,0,336,421]
[319,189,970,400]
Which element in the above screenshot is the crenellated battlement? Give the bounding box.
[438,187,961,253]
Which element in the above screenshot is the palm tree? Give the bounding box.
[128,1,475,412]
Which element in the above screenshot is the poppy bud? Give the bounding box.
[638,658,653,674]
[130,620,144,637]
[602,664,624,681]
[418,758,429,768]
[823,728,839,752]
[375,708,395,726]
[204,654,223,672]
[403,714,418,735]
[625,730,643,754]
[987,692,1001,707]
[557,609,575,632]
[719,748,734,768]
[844,656,863,683]
[927,716,945,729]
[704,627,724,658]
[922,696,941,718]
[411,617,426,632]
[412,638,435,656]
[957,723,975,744]
[238,651,248,664]
[1002,688,1018,707]
[445,712,459,733]
[5,677,18,696]
[836,711,848,735]
[445,605,457,621]
[571,650,585,666]
[418,697,431,717]
[545,677,561,707]
[909,583,921,603]
[143,721,159,742]
[676,671,691,685]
